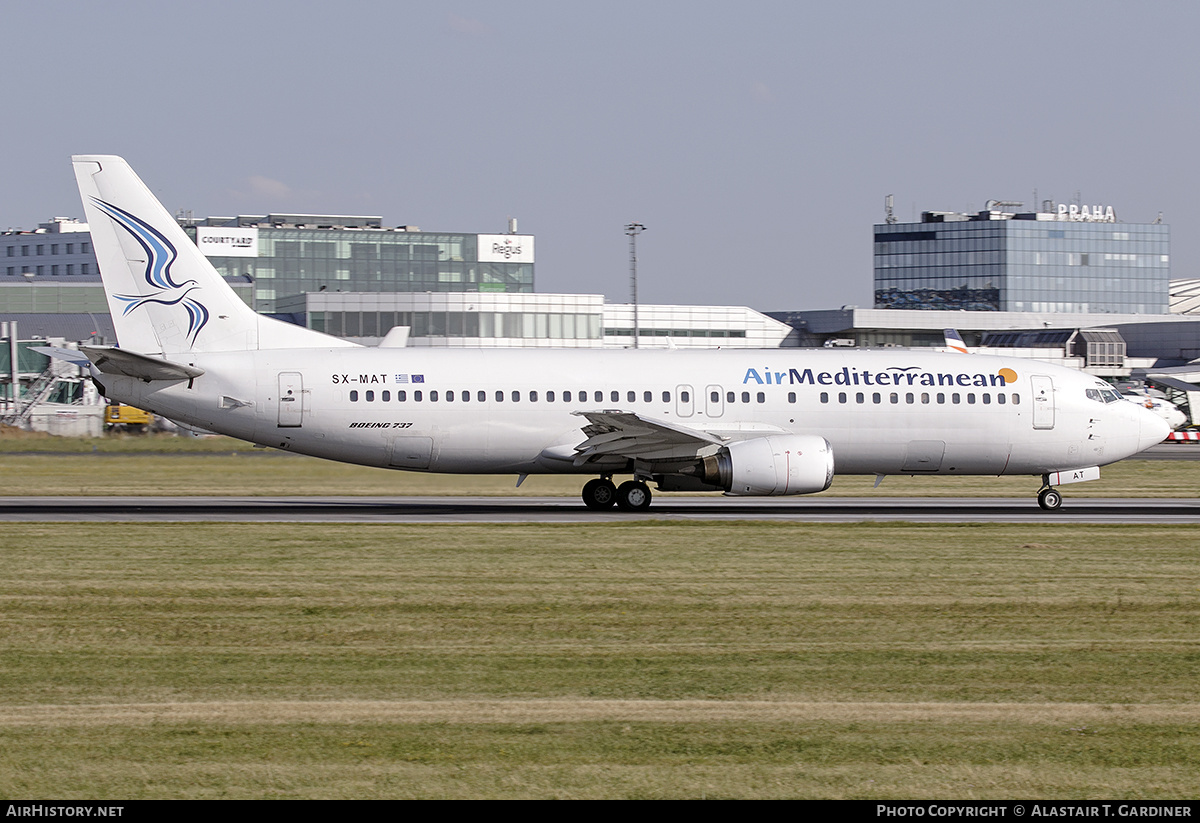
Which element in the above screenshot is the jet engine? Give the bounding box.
[690,434,834,496]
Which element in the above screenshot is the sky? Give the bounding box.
[4,0,1199,312]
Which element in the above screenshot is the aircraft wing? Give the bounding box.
[571,410,727,464]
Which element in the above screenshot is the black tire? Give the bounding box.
[582,478,617,510]
[1038,488,1063,511]
[616,480,653,511]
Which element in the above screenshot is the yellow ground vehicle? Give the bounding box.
[105,404,154,433]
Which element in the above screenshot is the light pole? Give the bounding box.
[625,223,645,348]
[23,271,35,313]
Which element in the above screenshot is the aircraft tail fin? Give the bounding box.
[72,155,356,355]
[943,328,969,354]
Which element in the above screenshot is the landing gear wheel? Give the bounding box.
[616,480,653,511]
[1038,487,1063,511]
[582,478,617,510]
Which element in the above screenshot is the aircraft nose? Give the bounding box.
[1138,407,1171,452]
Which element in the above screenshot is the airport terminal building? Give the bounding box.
[182,215,535,314]
[874,203,1170,314]
[2,215,536,316]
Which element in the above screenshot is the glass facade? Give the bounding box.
[874,217,1169,314]
[312,309,601,341]
[187,227,534,313]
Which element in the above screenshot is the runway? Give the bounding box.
[3,495,1200,523]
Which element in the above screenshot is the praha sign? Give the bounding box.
[1055,204,1116,223]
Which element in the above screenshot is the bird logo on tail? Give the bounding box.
[89,196,210,345]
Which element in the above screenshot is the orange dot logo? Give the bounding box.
[998,368,1018,385]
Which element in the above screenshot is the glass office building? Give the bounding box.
[183,215,534,314]
[874,206,1169,314]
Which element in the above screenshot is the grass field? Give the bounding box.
[1,521,1198,799]
[0,434,1198,497]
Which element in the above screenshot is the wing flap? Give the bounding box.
[571,410,725,463]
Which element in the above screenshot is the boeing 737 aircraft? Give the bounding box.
[55,156,1169,511]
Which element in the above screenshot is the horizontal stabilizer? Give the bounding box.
[81,346,205,382]
[28,346,93,368]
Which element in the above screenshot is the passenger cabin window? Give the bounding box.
[711,391,719,403]
[398,390,407,402]
[350,390,359,402]
[495,390,503,402]
[756,392,765,403]
[529,390,538,402]
[366,391,375,402]
[643,391,652,403]
[741,391,750,403]
[511,390,520,402]
[414,390,423,402]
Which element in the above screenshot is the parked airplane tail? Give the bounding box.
[72,155,355,355]
[943,328,969,354]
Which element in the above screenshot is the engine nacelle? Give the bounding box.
[702,434,834,496]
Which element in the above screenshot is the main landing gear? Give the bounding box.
[1037,486,1063,512]
[581,477,653,511]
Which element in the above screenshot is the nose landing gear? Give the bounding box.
[1037,486,1063,511]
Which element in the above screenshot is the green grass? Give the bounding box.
[0,450,1196,497]
[1,522,1198,798]
[0,429,255,454]
[3,428,1197,497]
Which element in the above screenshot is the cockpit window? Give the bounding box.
[1087,387,1122,404]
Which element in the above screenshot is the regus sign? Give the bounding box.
[478,234,534,263]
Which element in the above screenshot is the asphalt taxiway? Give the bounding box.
[2,496,1199,524]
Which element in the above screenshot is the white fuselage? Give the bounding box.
[101,347,1168,481]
